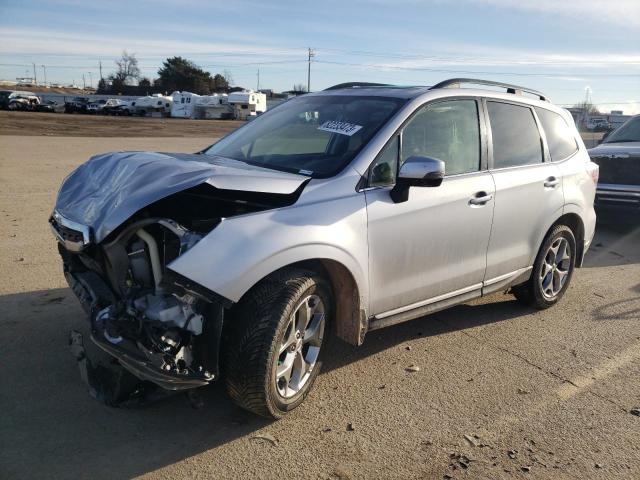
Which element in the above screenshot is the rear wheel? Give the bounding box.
[223,269,332,418]
[512,224,576,309]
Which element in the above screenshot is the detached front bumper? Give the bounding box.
[62,264,227,403]
[91,331,213,391]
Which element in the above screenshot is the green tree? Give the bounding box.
[156,57,217,94]
[212,73,229,92]
[96,78,108,94]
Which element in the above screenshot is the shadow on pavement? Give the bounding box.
[2,285,529,479]
[583,217,639,268]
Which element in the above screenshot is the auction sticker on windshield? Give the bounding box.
[318,121,363,136]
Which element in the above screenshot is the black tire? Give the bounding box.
[512,224,576,309]
[223,268,332,418]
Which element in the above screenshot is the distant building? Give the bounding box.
[565,106,631,130]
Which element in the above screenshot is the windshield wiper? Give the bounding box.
[604,139,639,143]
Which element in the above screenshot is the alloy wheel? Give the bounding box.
[539,237,571,299]
[275,294,326,399]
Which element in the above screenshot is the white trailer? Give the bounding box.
[171,91,201,118]
[132,94,173,116]
[227,90,267,120]
[195,94,231,119]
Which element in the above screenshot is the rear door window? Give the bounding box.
[487,101,543,168]
[535,107,578,161]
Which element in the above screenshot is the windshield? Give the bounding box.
[604,116,640,143]
[204,95,406,177]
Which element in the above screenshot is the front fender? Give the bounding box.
[167,189,369,309]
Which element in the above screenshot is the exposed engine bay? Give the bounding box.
[53,179,305,406]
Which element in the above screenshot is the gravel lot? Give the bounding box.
[1,133,638,480]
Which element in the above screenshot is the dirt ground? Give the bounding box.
[0,110,244,137]
[1,135,639,480]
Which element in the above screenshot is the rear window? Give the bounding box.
[488,101,543,168]
[535,107,578,160]
[604,116,640,143]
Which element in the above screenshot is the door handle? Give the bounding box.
[469,192,493,206]
[544,177,559,188]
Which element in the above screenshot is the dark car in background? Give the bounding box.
[64,96,90,113]
[588,115,640,219]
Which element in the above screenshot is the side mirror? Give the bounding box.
[390,156,445,203]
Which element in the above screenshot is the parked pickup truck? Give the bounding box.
[588,115,640,218]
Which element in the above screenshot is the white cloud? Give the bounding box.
[0,27,301,58]
[465,0,640,28]
[365,0,640,28]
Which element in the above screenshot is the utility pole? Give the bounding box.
[32,63,37,86]
[82,74,86,90]
[99,61,103,81]
[88,72,93,89]
[256,68,260,91]
[307,47,315,93]
[41,65,47,87]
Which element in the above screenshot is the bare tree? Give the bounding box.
[293,83,307,93]
[113,51,141,85]
[223,69,234,87]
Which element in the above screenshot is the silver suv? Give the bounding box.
[51,78,598,417]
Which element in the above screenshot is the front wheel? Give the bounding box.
[512,224,576,309]
[223,269,332,418]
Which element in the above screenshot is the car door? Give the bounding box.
[483,99,564,283]
[365,98,495,316]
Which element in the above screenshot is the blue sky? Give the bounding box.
[1,0,639,112]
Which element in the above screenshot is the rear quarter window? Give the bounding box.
[535,107,578,161]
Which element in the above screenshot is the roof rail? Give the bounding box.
[430,78,549,102]
[324,82,391,90]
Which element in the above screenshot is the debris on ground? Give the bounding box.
[405,345,412,351]
[251,433,278,446]
[347,422,355,431]
[517,388,530,394]
[332,466,353,480]
[595,463,603,469]
[43,296,65,304]
[630,408,640,417]
[449,453,471,470]
[405,364,421,372]
[322,427,332,433]
[521,465,531,472]
[464,434,479,447]
[507,449,518,459]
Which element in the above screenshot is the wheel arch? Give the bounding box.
[232,258,368,346]
[553,211,586,267]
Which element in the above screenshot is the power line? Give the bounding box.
[314,59,640,78]
[559,101,639,105]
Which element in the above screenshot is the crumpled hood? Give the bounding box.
[55,151,308,243]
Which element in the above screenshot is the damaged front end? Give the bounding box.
[51,151,309,406]
[56,214,226,404]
